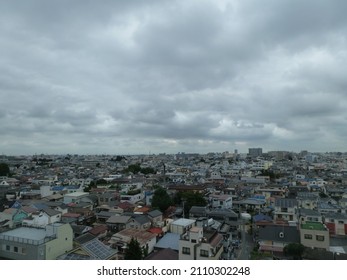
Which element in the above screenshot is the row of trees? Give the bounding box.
[151,186,207,216]
[123,164,156,175]
[0,163,10,177]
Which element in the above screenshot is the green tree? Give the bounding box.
[319,192,328,198]
[283,243,305,259]
[151,186,172,213]
[174,191,207,217]
[141,167,156,175]
[124,237,143,260]
[259,169,279,180]
[124,164,142,174]
[0,163,10,177]
[96,179,108,185]
[123,164,156,175]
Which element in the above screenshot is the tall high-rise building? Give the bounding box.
[248,148,263,158]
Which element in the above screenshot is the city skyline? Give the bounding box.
[2,1,347,155]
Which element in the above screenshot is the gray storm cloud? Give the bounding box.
[1,0,347,155]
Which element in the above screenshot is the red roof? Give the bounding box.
[89,224,108,236]
[148,227,163,235]
[62,213,81,218]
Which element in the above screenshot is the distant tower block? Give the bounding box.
[248,148,262,158]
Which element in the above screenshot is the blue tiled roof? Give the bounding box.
[31,203,48,210]
[52,186,65,191]
[67,185,80,189]
[253,214,272,222]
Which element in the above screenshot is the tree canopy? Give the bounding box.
[0,163,10,177]
[283,243,305,259]
[123,164,156,175]
[174,191,207,217]
[151,186,172,213]
[124,237,144,260]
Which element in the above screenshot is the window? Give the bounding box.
[200,249,209,257]
[191,239,197,243]
[182,247,190,255]
[14,247,18,253]
[6,245,10,251]
[338,221,344,224]
[316,235,325,242]
[304,234,312,240]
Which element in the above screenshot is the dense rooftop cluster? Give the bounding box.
[1,150,347,260]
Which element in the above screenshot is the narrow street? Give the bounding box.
[238,222,254,260]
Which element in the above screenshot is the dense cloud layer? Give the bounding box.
[1,0,347,155]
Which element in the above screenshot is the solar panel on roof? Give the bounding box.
[62,253,91,260]
[82,239,116,260]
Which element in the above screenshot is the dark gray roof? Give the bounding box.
[258,225,300,243]
[154,233,180,251]
[106,215,131,224]
[71,225,90,235]
[44,201,66,208]
[239,198,266,205]
[86,195,98,202]
[208,209,238,218]
[298,209,321,217]
[74,233,96,244]
[189,206,207,216]
[99,192,116,198]
[297,192,319,199]
[132,214,151,225]
[324,212,347,220]
[145,248,179,260]
[69,202,92,208]
[96,211,115,219]
[327,188,346,194]
[42,208,61,216]
[318,202,340,210]
[148,210,163,218]
[275,198,298,208]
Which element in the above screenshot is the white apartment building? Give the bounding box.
[179,226,224,260]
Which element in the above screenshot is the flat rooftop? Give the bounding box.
[301,222,327,231]
[64,192,88,197]
[0,227,48,241]
[171,218,196,227]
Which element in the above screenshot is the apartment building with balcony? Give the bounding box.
[178,226,223,260]
[274,198,298,224]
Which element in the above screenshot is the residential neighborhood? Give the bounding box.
[1,149,347,260]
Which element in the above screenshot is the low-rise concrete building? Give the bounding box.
[0,223,73,260]
[178,226,224,260]
[300,222,330,250]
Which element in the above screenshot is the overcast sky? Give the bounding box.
[1,0,347,155]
